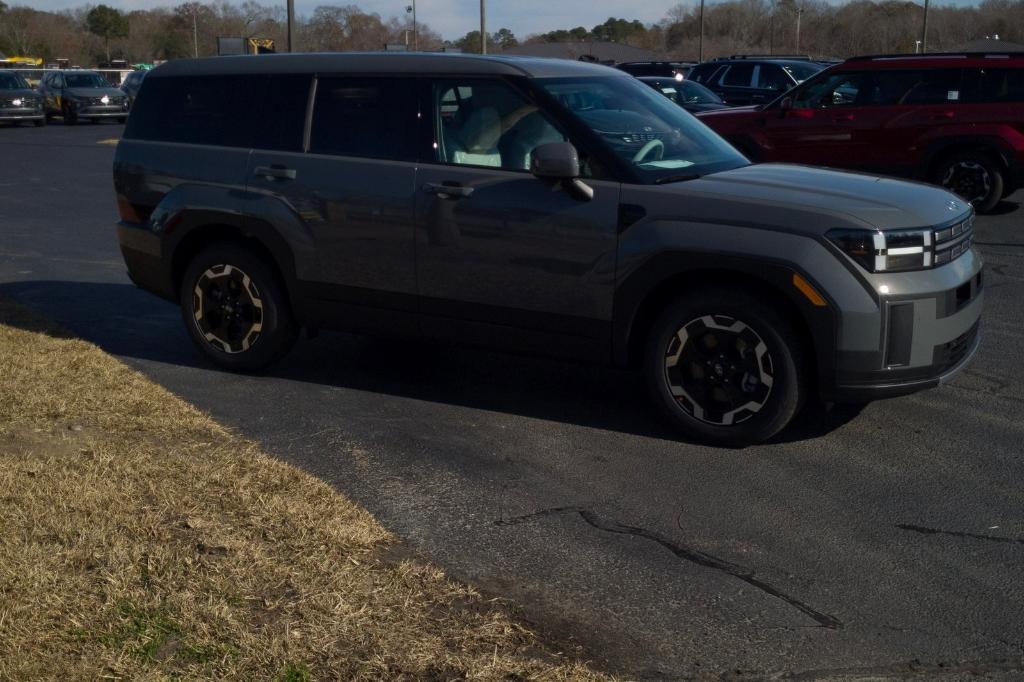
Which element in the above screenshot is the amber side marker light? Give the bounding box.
[792,273,827,307]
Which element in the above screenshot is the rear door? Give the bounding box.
[245,74,422,333]
[717,63,757,105]
[414,76,620,358]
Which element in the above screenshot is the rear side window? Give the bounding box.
[722,64,755,88]
[124,75,262,147]
[862,70,961,106]
[756,64,791,91]
[309,77,417,161]
[255,74,311,153]
[688,64,723,84]
[965,67,1024,103]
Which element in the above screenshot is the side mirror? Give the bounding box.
[530,142,580,179]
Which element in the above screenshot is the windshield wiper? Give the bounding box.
[654,173,701,185]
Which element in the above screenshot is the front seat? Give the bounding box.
[449,107,503,167]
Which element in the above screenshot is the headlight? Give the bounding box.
[827,216,974,273]
[12,98,22,106]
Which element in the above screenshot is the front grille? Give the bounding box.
[932,216,974,266]
[934,321,979,372]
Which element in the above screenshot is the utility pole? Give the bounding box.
[920,0,930,53]
[406,2,417,51]
[795,5,804,54]
[286,0,294,52]
[480,0,487,54]
[192,10,198,58]
[698,0,704,61]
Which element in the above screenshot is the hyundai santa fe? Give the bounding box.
[114,53,983,446]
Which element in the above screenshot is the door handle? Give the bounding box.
[254,165,296,180]
[424,182,474,199]
[931,111,955,120]
[832,113,855,122]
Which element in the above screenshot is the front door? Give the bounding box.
[415,77,621,358]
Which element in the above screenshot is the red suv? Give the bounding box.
[697,53,1024,212]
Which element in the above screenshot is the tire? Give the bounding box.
[933,152,1004,214]
[179,244,298,371]
[644,288,808,447]
[34,117,46,127]
[62,104,77,125]
[117,116,126,124]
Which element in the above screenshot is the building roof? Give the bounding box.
[956,38,1024,52]
[150,51,626,79]
[500,41,660,64]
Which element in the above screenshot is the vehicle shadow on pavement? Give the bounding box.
[0,280,862,445]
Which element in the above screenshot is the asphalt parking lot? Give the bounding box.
[2,122,1023,679]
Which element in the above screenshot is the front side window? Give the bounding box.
[794,71,864,107]
[722,64,755,88]
[310,77,417,161]
[64,72,108,89]
[966,67,1024,103]
[432,78,567,171]
[539,76,747,183]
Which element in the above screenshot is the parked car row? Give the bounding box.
[0,68,145,126]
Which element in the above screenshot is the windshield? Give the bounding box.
[539,76,746,183]
[64,72,109,89]
[653,79,723,105]
[783,62,824,83]
[0,73,29,90]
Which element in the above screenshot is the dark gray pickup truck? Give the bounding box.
[114,53,982,445]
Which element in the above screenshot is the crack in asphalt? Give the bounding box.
[897,523,1024,546]
[496,506,842,630]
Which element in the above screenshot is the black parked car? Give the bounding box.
[0,70,44,126]
[687,57,825,105]
[120,69,148,107]
[638,76,729,113]
[38,70,130,124]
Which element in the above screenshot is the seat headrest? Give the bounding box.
[461,107,501,152]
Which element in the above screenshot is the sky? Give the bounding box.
[21,0,679,39]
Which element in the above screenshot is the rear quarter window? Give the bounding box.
[964,67,1024,103]
[123,74,263,147]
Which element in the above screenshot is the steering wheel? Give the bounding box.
[632,139,665,164]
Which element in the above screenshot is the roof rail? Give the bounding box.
[846,51,1024,61]
[721,54,812,60]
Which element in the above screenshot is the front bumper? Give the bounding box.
[75,106,128,118]
[0,108,44,121]
[830,251,984,401]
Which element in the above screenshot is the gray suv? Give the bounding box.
[114,54,983,446]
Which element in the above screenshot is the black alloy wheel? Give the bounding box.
[645,289,807,446]
[181,245,297,371]
[935,152,1004,214]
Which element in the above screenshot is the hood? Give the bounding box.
[0,88,39,99]
[634,163,971,235]
[65,86,125,99]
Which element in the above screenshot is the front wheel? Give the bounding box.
[934,152,1004,214]
[644,290,807,447]
[117,116,126,123]
[180,245,298,371]
[34,117,46,127]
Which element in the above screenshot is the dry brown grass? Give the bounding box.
[0,299,607,681]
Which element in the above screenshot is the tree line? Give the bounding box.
[0,0,1021,68]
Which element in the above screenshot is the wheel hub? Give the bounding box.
[192,264,264,354]
[663,314,774,426]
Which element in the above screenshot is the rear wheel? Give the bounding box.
[933,152,1004,214]
[644,289,807,447]
[180,245,298,371]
